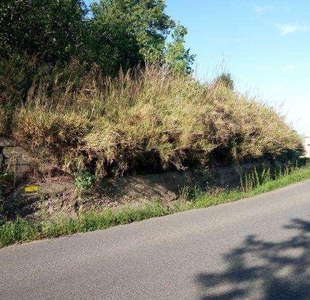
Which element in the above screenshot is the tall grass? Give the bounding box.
[0,56,305,247]
[0,57,303,179]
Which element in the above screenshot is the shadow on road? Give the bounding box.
[196,218,310,299]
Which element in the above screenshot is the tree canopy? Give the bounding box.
[0,0,87,63]
[0,0,194,74]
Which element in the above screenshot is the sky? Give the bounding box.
[84,0,310,135]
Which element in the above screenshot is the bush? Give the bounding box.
[214,72,234,90]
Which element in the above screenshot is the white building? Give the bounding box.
[305,136,310,158]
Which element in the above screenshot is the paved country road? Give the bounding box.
[1,180,310,299]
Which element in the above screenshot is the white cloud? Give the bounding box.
[276,23,310,36]
[256,65,272,72]
[256,63,307,74]
[281,64,296,72]
[254,5,272,14]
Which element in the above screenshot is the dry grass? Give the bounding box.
[0,58,303,179]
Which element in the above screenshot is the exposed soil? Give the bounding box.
[0,138,266,222]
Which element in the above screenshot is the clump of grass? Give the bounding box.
[193,161,310,209]
[239,161,302,193]
[240,165,272,192]
[0,217,39,247]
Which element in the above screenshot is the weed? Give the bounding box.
[240,165,272,192]
[179,185,203,201]
[74,170,95,193]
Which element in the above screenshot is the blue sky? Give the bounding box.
[84,0,310,135]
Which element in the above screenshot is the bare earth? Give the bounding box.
[0,138,258,222]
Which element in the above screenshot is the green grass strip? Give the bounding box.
[1,164,310,248]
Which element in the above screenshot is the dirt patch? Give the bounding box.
[0,138,266,222]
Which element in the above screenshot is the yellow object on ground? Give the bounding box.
[24,185,39,193]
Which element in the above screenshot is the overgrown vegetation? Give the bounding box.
[0,61,303,179]
[0,0,303,179]
[0,0,306,248]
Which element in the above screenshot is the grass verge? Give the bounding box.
[1,162,310,248]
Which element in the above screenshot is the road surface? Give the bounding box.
[1,180,310,299]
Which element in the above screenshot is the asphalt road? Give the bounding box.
[1,180,310,299]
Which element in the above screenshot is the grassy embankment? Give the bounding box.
[0,58,307,247]
[1,162,310,248]
[0,58,303,176]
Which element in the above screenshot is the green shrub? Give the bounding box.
[214,72,234,90]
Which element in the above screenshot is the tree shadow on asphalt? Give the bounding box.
[196,218,310,299]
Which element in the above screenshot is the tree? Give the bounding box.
[0,0,195,74]
[164,23,195,74]
[88,0,177,72]
[0,0,87,63]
